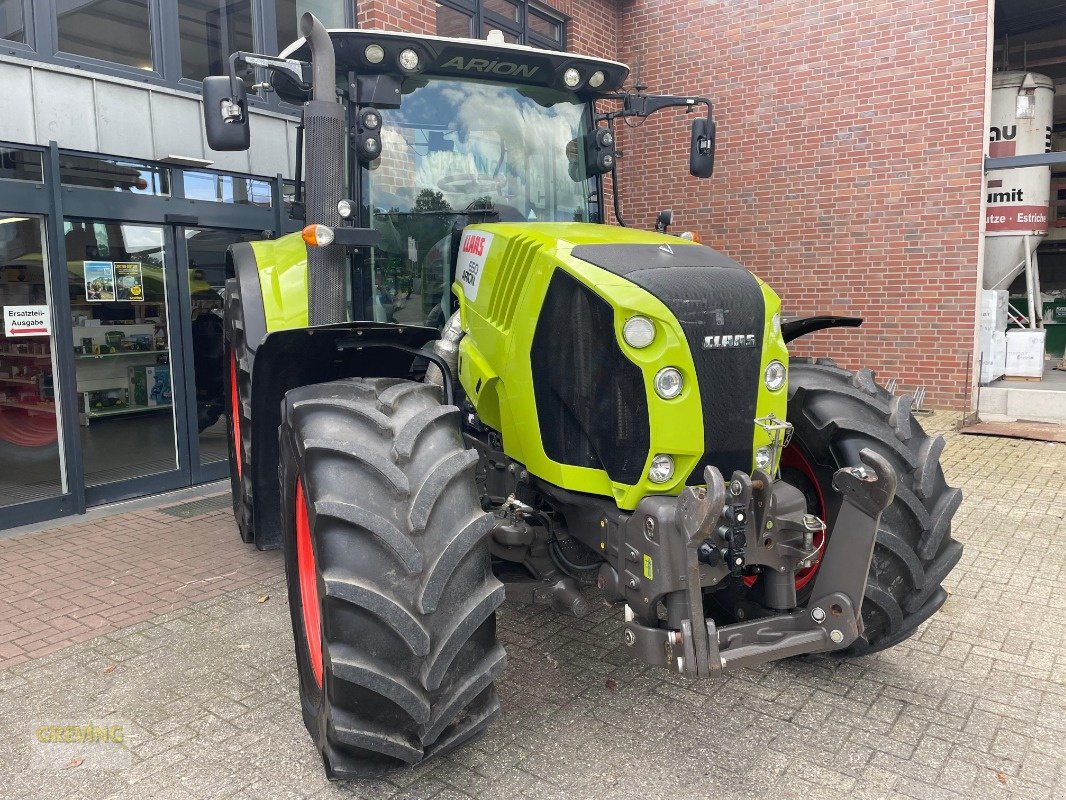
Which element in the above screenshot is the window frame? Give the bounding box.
[435,0,568,51]
[0,1,357,111]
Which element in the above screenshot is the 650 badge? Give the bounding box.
[457,230,493,301]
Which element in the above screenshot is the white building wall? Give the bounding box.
[0,54,299,179]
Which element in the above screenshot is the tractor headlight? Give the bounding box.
[364,44,385,64]
[764,360,786,391]
[337,199,354,218]
[648,454,674,483]
[622,316,655,348]
[654,367,683,399]
[563,67,581,87]
[755,446,773,470]
[398,48,420,71]
[589,70,605,88]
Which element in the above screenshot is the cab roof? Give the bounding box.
[279,28,630,100]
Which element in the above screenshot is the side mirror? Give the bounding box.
[655,209,673,233]
[203,76,250,152]
[690,116,716,178]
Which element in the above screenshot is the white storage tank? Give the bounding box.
[983,71,1054,290]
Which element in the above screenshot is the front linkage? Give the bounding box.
[610,448,897,677]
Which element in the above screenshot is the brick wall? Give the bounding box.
[613,1,989,408]
[358,0,989,409]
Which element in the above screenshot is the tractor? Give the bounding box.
[202,14,963,778]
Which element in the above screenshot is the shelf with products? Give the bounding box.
[0,399,55,414]
[80,403,172,423]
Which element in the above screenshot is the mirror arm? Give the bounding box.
[226,51,311,100]
[606,116,628,228]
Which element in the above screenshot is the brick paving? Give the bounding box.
[0,497,281,670]
[0,410,1062,799]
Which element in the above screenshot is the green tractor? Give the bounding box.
[202,15,963,778]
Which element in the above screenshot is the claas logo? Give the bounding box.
[462,235,487,257]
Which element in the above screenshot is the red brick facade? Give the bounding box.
[358,1,989,409]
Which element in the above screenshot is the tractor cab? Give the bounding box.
[202,19,715,329]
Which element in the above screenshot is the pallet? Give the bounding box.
[1001,374,1043,382]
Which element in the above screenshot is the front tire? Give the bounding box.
[785,358,964,654]
[280,378,505,777]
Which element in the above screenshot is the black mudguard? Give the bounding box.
[247,321,438,549]
[781,315,862,344]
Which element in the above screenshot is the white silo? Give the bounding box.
[983,71,1054,291]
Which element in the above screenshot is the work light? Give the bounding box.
[622,316,655,348]
[648,454,674,483]
[364,44,385,64]
[764,360,786,391]
[654,367,683,399]
[563,68,581,87]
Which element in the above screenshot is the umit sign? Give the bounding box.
[3,305,51,338]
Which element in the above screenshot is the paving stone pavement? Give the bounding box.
[0,411,1063,799]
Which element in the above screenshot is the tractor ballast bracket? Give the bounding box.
[622,448,897,677]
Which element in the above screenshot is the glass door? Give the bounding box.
[177,227,259,482]
[64,219,188,502]
[0,213,66,508]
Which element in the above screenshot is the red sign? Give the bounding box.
[985,205,1049,233]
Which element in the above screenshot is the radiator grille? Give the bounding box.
[531,270,649,485]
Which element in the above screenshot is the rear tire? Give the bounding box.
[224,279,254,543]
[280,377,505,777]
[785,358,963,654]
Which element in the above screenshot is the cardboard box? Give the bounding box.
[979,289,1008,332]
[1005,329,1046,378]
[146,366,172,407]
[979,329,1007,384]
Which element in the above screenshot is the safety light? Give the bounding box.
[764,360,786,391]
[364,44,385,64]
[622,316,655,348]
[754,446,773,470]
[588,70,605,88]
[302,224,334,247]
[771,312,781,335]
[359,108,382,130]
[679,231,702,243]
[648,454,675,484]
[337,199,354,219]
[563,67,581,88]
[399,48,420,71]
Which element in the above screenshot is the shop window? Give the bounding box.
[0,147,43,183]
[0,0,26,43]
[183,170,272,206]
[275,0,346,52]
[57,0,154,71]
[436,4,473,39]
[436,1,565,50]
[59,155,170,196]
[0,214,64,507]
[179,0,254,80]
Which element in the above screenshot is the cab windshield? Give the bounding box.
[365,78,591,328]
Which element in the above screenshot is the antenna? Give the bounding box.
[634,54,648,94]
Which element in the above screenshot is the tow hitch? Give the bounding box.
[619,448,897,677]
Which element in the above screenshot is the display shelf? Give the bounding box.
[0,352,51,360]
[0,399,55,413]
[76,351,166,360]
[81,403,171,421]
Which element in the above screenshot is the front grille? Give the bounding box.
[569,243,766,485]
[626,268,764,483]
[531,270,649,485]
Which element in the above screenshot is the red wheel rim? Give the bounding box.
[229,349,242,479]
[743,444,828,591]
[295,477,323,687]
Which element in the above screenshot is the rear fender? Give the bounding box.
[247,322,438,549]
